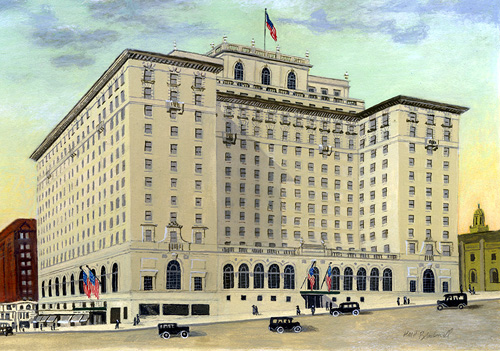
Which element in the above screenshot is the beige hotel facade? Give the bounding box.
[30,38,468,324]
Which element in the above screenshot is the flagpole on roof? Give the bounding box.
[264,8,267,52]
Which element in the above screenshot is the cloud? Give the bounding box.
[0,0,25,11]
[51,54,95,68]
[280,9,429,44]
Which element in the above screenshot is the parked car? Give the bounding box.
[437,293,468,310]
[268,317,302,333]
[0,323,13,336]
[157,323,190,339]
[330,302,361,317]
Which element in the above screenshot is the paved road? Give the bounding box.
[3,300,500,350]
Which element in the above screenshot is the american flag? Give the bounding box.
[265,10,277,42]
[326,265,332,292]
[82,270,91,298]
[308,265,315,291]
[89,269,100,299]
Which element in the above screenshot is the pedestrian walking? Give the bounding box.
[397,297,400,306]
[469,284,472,293]
[136,314,140,324]
[311,305,315,316]
[115,319,120,329]
[472,287,475,295]
[407,297,410,304]
[251,305,256,315]
[296,305,301,315]
[460,284,463,293]
[133,317,137,326]
[403,296,407,305]
[255,305,259,315]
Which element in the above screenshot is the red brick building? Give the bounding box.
[0,219,38,302]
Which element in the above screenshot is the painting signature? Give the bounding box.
[403,328,453,340]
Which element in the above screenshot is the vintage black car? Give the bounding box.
[0,323,13,336]
[437,293,468,310]
[330,302,361,317]
[157,323,190,339]
[268,317,302,333]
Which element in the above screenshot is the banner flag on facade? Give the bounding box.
[307,262,316,291]
[326,264,333,292]
[88,269,100,299]
[82,269,91,298]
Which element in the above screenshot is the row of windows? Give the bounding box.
[409,172,450,183]
[234,63,296,90]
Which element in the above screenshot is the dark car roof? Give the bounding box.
[444,293,466,297]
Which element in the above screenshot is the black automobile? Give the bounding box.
[268,317,302,333]
[437,293,468,310]
[330,302,361,317]
[157,323,190,339]
[0,323,13,336]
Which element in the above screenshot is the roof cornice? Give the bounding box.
[356,95,469,119]
[217,92,361,122]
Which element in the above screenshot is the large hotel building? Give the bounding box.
[30,39,468,324]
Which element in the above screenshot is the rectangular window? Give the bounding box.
[195,94,202,106]
[144,105,153,116]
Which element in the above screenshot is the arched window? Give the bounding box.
[254,263,264,289]
[312,267,320,290]
[383,268,393,291]
[357,268,367,291]
[234,62,244,81]
[41,281,45,298]
[287,72,296,90]
[112,263,119,292]
[470,269,477,283]
[344,267,353,291]
[261,67,271,85]
[490,268,499,283]
[268,264,280,289]
[422,269,435,292]
[70,274,75,295]
[55,277,60,296]
[370,268,379,291]
[238,264,249,288]
[101,266,107,294]
[48,279,52,297]
[62,276,67,296]
[332,267,340,290]
[166,260,181,290]
[284,265,295,289]
[223,264,234,289]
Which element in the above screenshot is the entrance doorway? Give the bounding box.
[423,269,435,293]
[110,308,120,324]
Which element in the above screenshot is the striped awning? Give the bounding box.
[80,314,90,323]
[58,315,73,324]
[33,316,43,323]
[46,315,57,323]
[39,315,49,323]
[70,315,83,323]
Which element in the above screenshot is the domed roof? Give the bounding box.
[474,206,485,216]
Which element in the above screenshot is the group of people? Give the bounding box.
[396,296,411,306]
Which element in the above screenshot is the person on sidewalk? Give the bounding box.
[311,305,315,316]
[397,297,400,306]
[136,314,140,324]
[408,297,410,304]
[296,305,301,315]
[115,319,120,329]
[133,317,137,326]
[403,296,407,305]
[255,305,259,315]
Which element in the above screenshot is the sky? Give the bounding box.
[0,0,499,233]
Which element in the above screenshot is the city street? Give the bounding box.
[3,299,500,351]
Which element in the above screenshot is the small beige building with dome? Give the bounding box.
[459,204,500,291]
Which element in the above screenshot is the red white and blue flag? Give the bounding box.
[82,270,91,298]
[265,10,277,41]
[89,269,100,299]
[326,265,333,292]
[308,264,315,291]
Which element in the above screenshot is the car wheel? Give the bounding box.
[161,331,171,339]
[276,327,284,334]
[352,310,359,316]
[332,311,340,317]
[293,326,302,333]
[180,331,189,338]
[459,304,465,309]
[437,305,444,311]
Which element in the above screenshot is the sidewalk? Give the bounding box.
[18,291,500,334]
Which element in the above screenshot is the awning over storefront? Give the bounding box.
[32,316,43,323]
[46,315,57,323]
[79,314,90,323]
[57,315,73,324]
[39,315,49,323]
[70,315,83,323]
